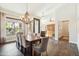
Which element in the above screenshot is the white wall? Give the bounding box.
[55,18,59,40]
[69,19,77,43]
[55,4,76,19]
[77,4,79,50]
[40,11,56,32]
[39,4,78,44]
[77,20,79,50]
[40,4,77,41]
[55,4,78,43]
[40,17,50,31]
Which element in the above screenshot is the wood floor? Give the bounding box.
[0,39,79,56]
[47,39,79,56]
[0,43,23,56]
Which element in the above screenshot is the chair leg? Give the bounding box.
[21,46,23,53]
[46,50,48,56]
[24,48,26,56]
[41,53,43,56]
[32,48,34,56]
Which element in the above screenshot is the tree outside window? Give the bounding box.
[6,21,21,36]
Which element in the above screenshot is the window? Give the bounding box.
[6,21,20,36]
[5,17,22,36]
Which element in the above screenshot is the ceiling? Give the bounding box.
[0,3,63,17]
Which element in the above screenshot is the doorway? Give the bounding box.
[59,20,69,42]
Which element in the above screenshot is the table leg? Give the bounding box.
[30,42,32,56]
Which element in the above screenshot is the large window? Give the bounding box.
[6,21,21,36]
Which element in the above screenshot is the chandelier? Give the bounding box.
[21,12,31,24]
[21,4,33,24]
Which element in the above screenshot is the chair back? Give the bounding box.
[20,34,26,48]
[17,32,23,45]
[16,33,19,42]
[40,37,49,52]
[41,31,46,37]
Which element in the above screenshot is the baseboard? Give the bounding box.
[69,40,77,44]
[77,42,79,51]
[4,41,16,44]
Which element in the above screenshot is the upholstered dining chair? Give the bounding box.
[32,37,49,56]
[16,32,23,51]
[21,34,30,55]
[16,33,19,49]
[41,31,46,37]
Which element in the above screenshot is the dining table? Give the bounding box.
[25,34,44,56]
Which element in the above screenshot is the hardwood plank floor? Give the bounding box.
[46,39,79,56]
[0,42,23,56]
[0,39,79,56]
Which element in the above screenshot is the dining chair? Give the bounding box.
[16,33,20,49]
[33,33,41,45]
[21,34,30,56]
[32,37,49,56]
[16,32,23,51]
[41,31,46,37]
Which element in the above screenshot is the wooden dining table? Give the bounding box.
[25,34,44,56]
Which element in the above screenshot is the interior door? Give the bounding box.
[59,20,69,41]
